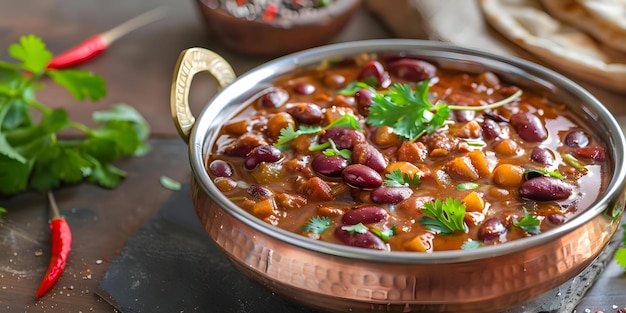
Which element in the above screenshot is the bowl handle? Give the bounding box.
[170,47,236,143]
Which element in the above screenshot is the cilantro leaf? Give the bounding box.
[160,176,181,191]
[275,124,321,150]
[524,167,564,180]
[0,155,33,194]
[456,182,480,191]
[337,81,373,96]
[420,198,467,234]
[309,139,351,159]
[513,208,541,235]
[615,248,626,268]
[461,240,483,250]
[301,216,332,234]
[86,161,127,188]
[384,169,421,187]
[371,225,397,241]
[8,34,52,73]
[325,112,362,131]
[47,69,106,101]
[341,223,369,234]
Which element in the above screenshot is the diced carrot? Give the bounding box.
[374,126,401,147]
[403,233,434,252]
[297,177,334,201]
[267,112,295,139]
[492,164,524,187]
[223,119,248,136]
[462,191,485,212]
[467,149,491,177]
[385,161,422,177]
[276,193,307,210]
[493,139,521,156]
[456,120,482,138]
[397,141,428,163]
[442,156,479,181]
[252,197,277,218]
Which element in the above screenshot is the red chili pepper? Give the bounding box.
[35,192,72,298]
[46,6,166,69]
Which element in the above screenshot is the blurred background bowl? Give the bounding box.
[195,0,362,56]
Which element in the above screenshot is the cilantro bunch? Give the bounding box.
[0,35,149,198]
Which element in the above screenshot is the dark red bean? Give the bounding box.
[352,143,387,172]
[258,88,289,108]
[519,177,573,201]
[564,130,590,148]
[244,145,282,170]
[572,146,606,162]
[342,206,388,225]
[323,74,346,88]
[319,128,366,150]
[357,60,390,88]
[286,102,323,124]
[547,213,566,225]
[334,226,387,250]
[453,110,475,123]
[342,164,383,189]
[294,83,316,95]
[355,88,375,117]
[530,147,554,165]
[477,217,507,243]
[370,186,413,204]
[387,58,437,82]
[311,155,348,177]
[247,185,273,199]
[510,111,547,142]
[209,160,233,177]
[481,119,502,140]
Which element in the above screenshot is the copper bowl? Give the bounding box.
[170,40,626,312]
[195,0,362,56]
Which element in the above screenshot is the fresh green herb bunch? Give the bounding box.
[0,35,149,199]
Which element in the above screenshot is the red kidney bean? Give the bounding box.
[510,111,547,142]
[223,134,267,157]
[352,143,387,172]
[247,185,273,199]
[286,102,323,124]
[477,217,507,243]
[319,128,366,150]
[387,58,437,82]
[547,213,565,225]
[311,155,348,177]
[572,146,606,162]
[453,110,475,123]
[334,226,387,250]
[481,119,502,140]
[530,146,554,165]
[357,60,389,88]
[244,145,282,170]
[564,129,590,148]
[355,88,375,117]
[209,160,233,177]
[519,177,573,201]
[370,186,413,204]
[294,83,316,95]
[323,74,346,88]
[258,88,289,108]
[342,164,383,189]
[342,206,388,225]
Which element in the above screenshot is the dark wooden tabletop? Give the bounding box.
[0,0,624,312]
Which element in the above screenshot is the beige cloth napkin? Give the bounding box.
[363,0,626,126]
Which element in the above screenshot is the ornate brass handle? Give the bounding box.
[170,48,236,143]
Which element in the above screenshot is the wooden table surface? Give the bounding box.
[0,0,624,312]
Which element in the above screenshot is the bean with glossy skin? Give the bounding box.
[247,185,273,199]
[477,217,507,243]
[342,206,388,225]
[510,111,547,142]
[342,164,383,189]
[334,227,387,250]
[387,58,437,82]
[293,83,315,95]
[286,103,323,124]
[564,130,589,148]
[371,186,413,204]
[311,155,348,177]
[530,147,554,165]
[352,143,387,172]
[481,119,501,140]
[258,88,289,108]
[572,146,606,162]
[209,160,233,177]
[244,145,282,170]
[519,177,573,201]
[355,88,375,117]
[357,60,389,88]
[319,128,366,150]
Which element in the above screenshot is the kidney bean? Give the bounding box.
[510,111,547,142]
[247,184,273,199]
[355,88,375,117]
[323,74,346,88]
[453,110,475,123]
[286,102,323,124]
[519,177,573,201]
[258,88,289,108]
[563,129,590,148]
[342,164,383,189]
[387,58,437,82]
[334,226,387,250]
[223,134,267,157]
[530,146,554,166]
[311,155,348,177]
[352,143,387,172]
[572,146,606,162]
[244,145,282,170]
[477,217,507,243]
[293,83,316,95]
[319,127,365,150]
[342,206,388,225]
[481,119,502,140]
[209,159,234,177]
[547,213,566,225]
[357,60,389,88]
[371,186,413,204]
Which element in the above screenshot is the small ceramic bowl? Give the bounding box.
[195,0,362,56]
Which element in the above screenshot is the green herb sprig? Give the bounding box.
[308,138,352,159]
[274,112,361,150]
[420,198,467,234]
[383,169,421,187]
[513,208,541,235]
[301,216,332,234]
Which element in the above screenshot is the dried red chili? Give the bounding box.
[35,192,72,298]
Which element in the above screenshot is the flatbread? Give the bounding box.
[479,0,626,92]
[540,0,626,53]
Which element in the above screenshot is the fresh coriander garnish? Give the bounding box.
[456,182,480,191]
[562,153,586,171]
[160,176,181,191]
[367,81,522,141]
[371,225,397,241]
[420,198,467,234]
[325,112,362,130]
[513,208,541,235]
[337,81,374,96]
[615,224,626,269]
[383,169,421,187]
[301,216,332,234]
[461,240,483,250]
[341,223,369,234]
[309,138,352,159]
[274,112,361,150]
[524,167,564,180]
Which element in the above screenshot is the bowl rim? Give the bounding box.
[188,39,626,264]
